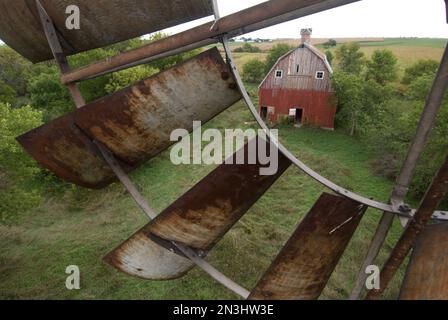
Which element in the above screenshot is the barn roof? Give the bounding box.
[0,0,213,63]
[259,42,333,89]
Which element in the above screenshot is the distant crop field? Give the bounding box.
[357,38,447,48]
[229,38,448,76]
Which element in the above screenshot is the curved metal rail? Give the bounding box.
[221,37,446,219]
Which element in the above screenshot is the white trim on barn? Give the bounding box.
[258,43,333,90]
[316,71,325,79]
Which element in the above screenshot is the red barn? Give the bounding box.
[259,28,336,129]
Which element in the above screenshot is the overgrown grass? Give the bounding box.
[0,99,407,300]
[4,38,440,300]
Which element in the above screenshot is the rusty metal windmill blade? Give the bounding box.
[399,222,448,300]
[0,0,213,63]
[105,137,292,279]
[104,232,196,280]
[17,48,241,189]
[249,193,365,300]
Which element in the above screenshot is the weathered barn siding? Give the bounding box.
[259,43,336,129]
[259,89,336,129]
[260,46,332,92]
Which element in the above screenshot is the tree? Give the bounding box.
[234,43,261,53]
[406,74,434,101]
[402,59,439,84]
[0,46,31,95]
[325,50,334,66]
[332,72,363,135]
[27,71,74,121]
[366,49,398,85]
[105,65,159,93]
[323,39,337,49]
[0,103,43,222]
[335,42,365,75]
[242,59,266,83]
[264,43,294,73]
[0,80,17,106]
[69,48,116,102]
[332,71,392,136]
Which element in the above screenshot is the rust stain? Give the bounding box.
[0,0,213,62]
[400,222,448,300]
[17,48,241,189]
[249,193,365,300]
[105,137,292,279]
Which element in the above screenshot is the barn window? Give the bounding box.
[316,71,325,80]
[275,70,283,78]
[296,64,300,73]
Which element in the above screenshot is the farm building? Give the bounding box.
[259,28,336,129]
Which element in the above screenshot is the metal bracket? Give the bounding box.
[36,0,85,108]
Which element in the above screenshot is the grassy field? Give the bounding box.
[0,95,407,300]
[1,38,443,300]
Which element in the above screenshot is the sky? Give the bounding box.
[0,0,446,46]
[163,0,448,39]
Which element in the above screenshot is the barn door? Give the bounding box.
[295,108,304,125]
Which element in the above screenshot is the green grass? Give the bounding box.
[4,37,439,300]
[0,99,407,300]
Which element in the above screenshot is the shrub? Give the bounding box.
[0,103,44,223]
[234,43,262,53]
[27,71,73,121]
[402,59,439,85]
[242,59,266,84]
[105,66,159,94]
[0,80,17,106]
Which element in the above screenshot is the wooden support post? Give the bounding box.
[350,43,448,300]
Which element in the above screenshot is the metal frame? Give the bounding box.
[36,0,250,299]
[350,43,448,299]
[366,154,448,300]
[33,0,448,300]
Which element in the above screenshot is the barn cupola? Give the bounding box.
[300,28,313,45]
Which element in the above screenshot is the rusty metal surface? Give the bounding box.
[399,222,448,300]
[17,48,241,188]
[0,0,213,63]
[104,137,292,279]
[249,193,365,300]
[366,154,448,299]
